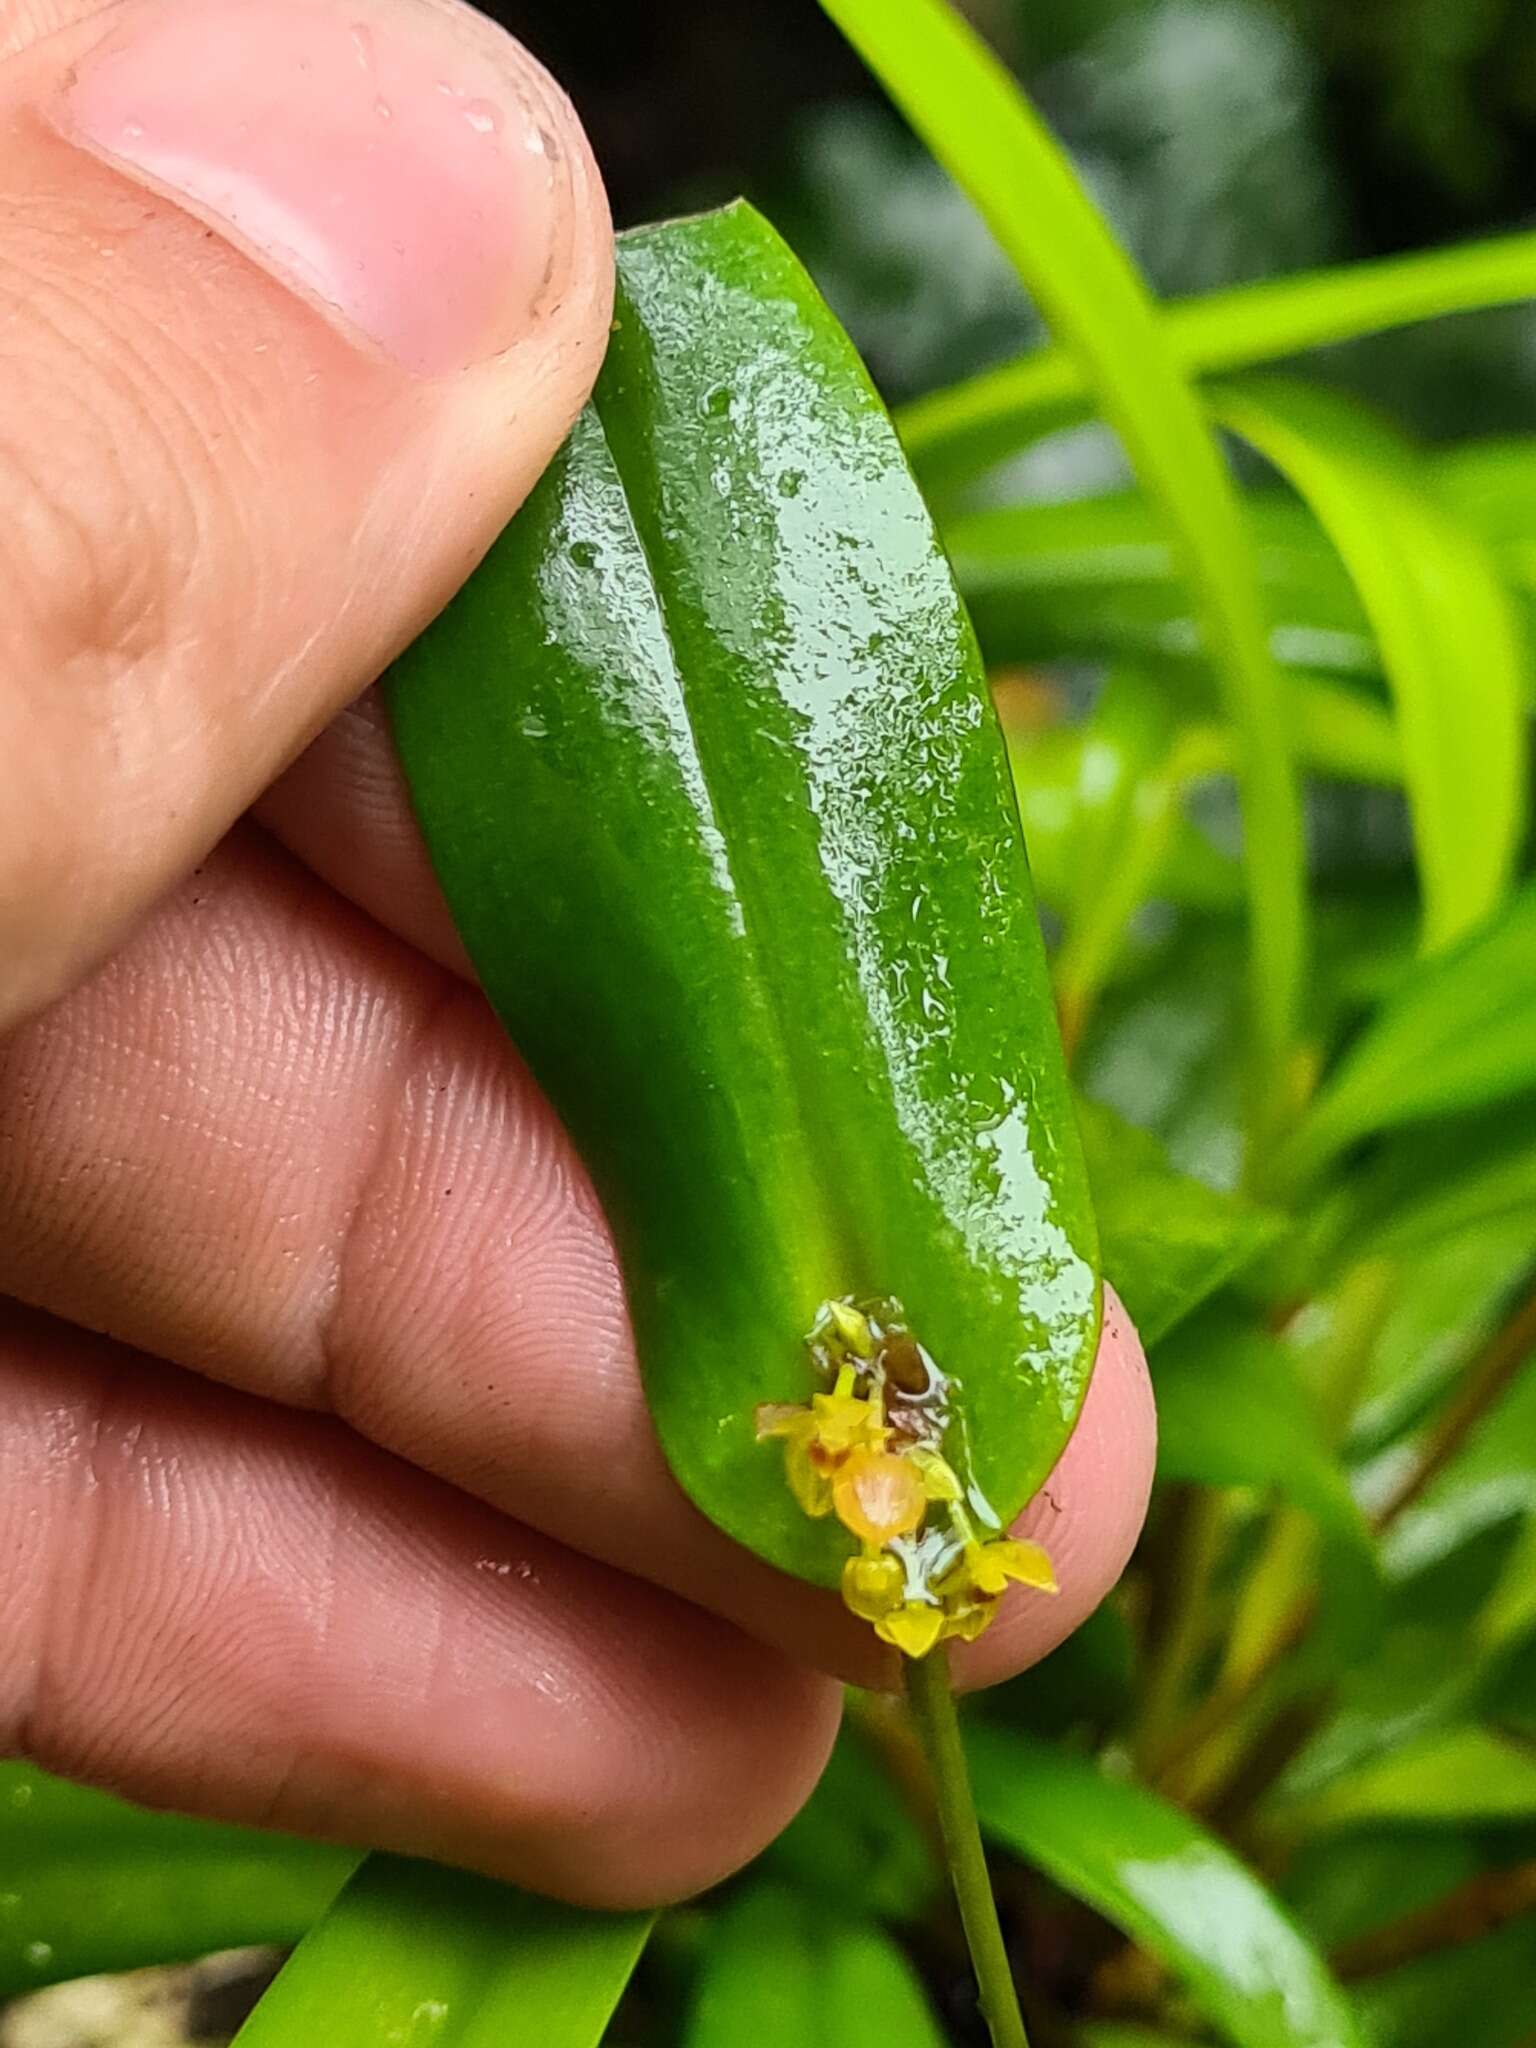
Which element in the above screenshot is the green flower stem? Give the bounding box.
[903,1651,1029,2048]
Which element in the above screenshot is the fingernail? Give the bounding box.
[56,0,573,375]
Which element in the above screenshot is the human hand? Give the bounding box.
[0,0,1155,1908]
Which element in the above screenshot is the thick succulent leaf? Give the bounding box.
[819,0,1307,1074]
[232,1855,651,2047]
[967,1726,1365,2048]
[683,1886,947,2048]
[390,203,1098,1586]
[900,228,1536,488]
[1077,1101,1283,1348]
[1280,880,1536,1184]
[1213,378,1528,954]
[0,1765,354,2001]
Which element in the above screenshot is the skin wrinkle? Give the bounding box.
[312,975,475,1416]
[0,828,1155,1691]
[2,1308,841,1902]
[0,0,1153,1892]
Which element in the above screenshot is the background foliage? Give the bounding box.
[5,0,1535,2043]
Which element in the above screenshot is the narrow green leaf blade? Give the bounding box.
[1280,880,1536,1182]
[233,1855,652,2048]
[1213,378,1529,952]
[0,1766,354,2001]
[947,490,1376,685]
[902,229,1536,488]
[684,1886,947,2047]
[1152,1307,1374,1567]
[1078,1102,1284,1348]
[819,0,1306,1071]
[968,1727,1365,2048]
[390,203,1099,1586]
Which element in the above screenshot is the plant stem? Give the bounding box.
[904,1652,1029,2048]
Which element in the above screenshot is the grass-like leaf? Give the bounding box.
[1078,1101,1284,1348]
[903,229,1536,489]
[683,1885,947,2047]
[819,0,1307,1078]
[968,1726,1365,2047]
[1278,880,1536,1186]
[232,1855,652,2047]
[0,1766,354,2002]
[1213,378,1528,954]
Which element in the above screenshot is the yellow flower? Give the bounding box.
[832,1448,928,1547]
[754,1405,833,1517]
[809,1389,888,1457]
[874,1600,945,1659]
[939,1536,1057,1601]
[841,1552,904,1622]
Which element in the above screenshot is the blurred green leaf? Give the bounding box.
[1213,377,1528,954]
[1281,1827,1484,1951]
[233,1855,651,2047]
[1376,1342,1536,1585]
[902,229,1536,486]
[968,1726,1365,2047]
[1152,1306,1378,1638]
[1326,1102,1536,1268]
[820,0,1307,1072]
[1006,717,1242,920]
[0,1765,354,2001]
[1344,1212,1536,1454]
[1080,917,1250,1193]
[1079,2031,1202,2048]
[1350,1912,1536,2048]
[683,1885,947,2046]
[977,1600,1137,1740]
[1284,1727,1536,1831]
[760,1723,937,1923]
[1279,880,1536,1184]
[950,490,1376,684]
[1078,1101,1284,1346]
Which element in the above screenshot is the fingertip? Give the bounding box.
[948,1284,1155,1692]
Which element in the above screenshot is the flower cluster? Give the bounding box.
[757,1296,1056,1657]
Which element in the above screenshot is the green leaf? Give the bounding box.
[1212,377,1528,954]
[684,1885,947,2047]
[0,1765,354,2000]
[819,0,1307,1077]
[901,228,1536,488]
[1351,1914,1536,2048]
[1278,880,1536,1185]
[948,491,1377,685]
[389,203,1098,1588]
[1323,1101,1536,1269]
[967,1726,1365,2048]
[233,1855,652,2047]
[1077,1101,1283,1348]
[1282,1727,1536,1832]
[760,1723,937,1924]
[1151,1305,1373,1561]
[1004,720,1241,925]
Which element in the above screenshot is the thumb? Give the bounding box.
[0,0,611,1029]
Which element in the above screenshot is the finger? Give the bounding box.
[0,0,610,1029]
[949,1283,1154,1690]
[0,1302,840,1906]
[0,831,1155,1683]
